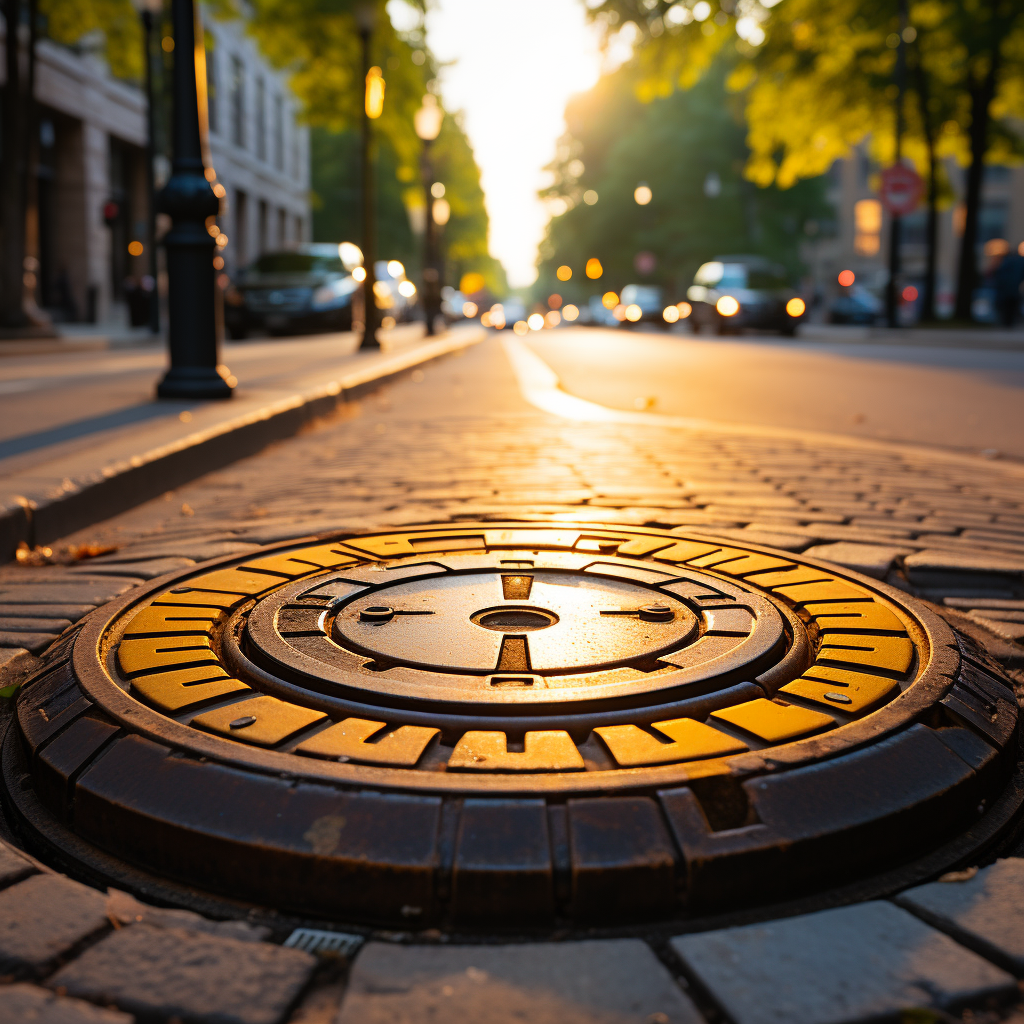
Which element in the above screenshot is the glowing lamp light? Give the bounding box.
[365,66,385,119]
[352,266,367,282]
[601,291,619,309]
[414,93,443,141]
[432,198,451,225]
[460,272,486,295]
[398,280,417,297]
[677,301,692,318]
[481,311,492,327]
[128,241,144,257]
[546,310,561,327]
[625,304,643,322]
[339,242,363,269]
[586,258,603,279]
[215,233,228,248]
[513,320,529,335]
[634,184,653,205]
[562,303,579,321]
[716,295,740,316]
[548,293,562,309]
[583,190,599,205]
[838,269,855,287]
[387,260,405,278]
[612,304,627,321]
[462,301,479,318]
[556,265,572,281]
[527,313,545,331]
[663,305,679,323]
[431,181,446,198]
[786,297,806,317]
[902,285,919,302]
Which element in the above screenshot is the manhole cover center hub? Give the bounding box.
[472,608,559,631]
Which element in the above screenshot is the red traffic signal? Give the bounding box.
[102,200,120,226]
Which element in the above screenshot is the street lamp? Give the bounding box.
[131,0,161,335]
[156,0,233,398]
[414,93,443,335]
[356,2,380,349]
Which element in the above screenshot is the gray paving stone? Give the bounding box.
[0,646,36,688]
[0,617,72,632]
[0,874,109,976]
[105,888,271,943]
[64,557,195,579]
[0,631,61,654]
[968,614,1024,641]
[48,924,316,1024]
[895,858,1024,975]
[0,838,36,888]
[804,542,913,579]
[0,983,134,1024]
[336,939,702,1024]
[0,583,134,606]
[670,901,1016,1024]
[905,548,1024,576]
[0,603,95,621]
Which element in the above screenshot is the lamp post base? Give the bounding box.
[157,366,235,400]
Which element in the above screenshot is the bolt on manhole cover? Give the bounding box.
[4,523,1019,926]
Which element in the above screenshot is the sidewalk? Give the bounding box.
[797,321,1024,351]
[0,335,1022,1024]
[0,323,485,562]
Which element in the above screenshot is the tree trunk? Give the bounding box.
[912,53,939,323]
[0,0,28,328]
[953,53,999,321]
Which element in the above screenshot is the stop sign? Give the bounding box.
[880,164,923,216]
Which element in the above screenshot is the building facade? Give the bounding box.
[3,5,309,327]
[804,145,1024,321]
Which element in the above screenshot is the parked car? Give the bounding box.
[618,284,664,326]
[224,243,361,338]
[829,285,883,325]
[686,255,805,335]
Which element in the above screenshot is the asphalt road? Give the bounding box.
[528,326,1024,461]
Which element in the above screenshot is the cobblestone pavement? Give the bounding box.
[1,336,1024,1023]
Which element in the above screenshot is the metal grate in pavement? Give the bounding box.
[283,928,364,958]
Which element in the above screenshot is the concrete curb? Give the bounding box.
[0,327,484,563]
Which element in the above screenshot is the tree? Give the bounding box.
[586,0,1024,320]
[536,63,830,301]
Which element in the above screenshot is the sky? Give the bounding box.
[412,0,606,288]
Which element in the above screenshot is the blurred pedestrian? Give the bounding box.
[992,244,1024,327]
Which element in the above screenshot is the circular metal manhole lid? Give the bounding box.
[5,523,1019,927]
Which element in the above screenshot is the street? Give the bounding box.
[530,326,1024,459]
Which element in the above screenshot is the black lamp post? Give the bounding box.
[156,0,233,399]
[414,93,443,336]
[133,0,161,335]
[356,3,380,349]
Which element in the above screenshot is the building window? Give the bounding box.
[291,119,300,181]
[255,77,266,162]
[258,199,268,255]
[273,94,284,172]
[231,56,245,149]
[206,50,218,134]
[235,189,249,266]
[854,198,882,256]
[294,214,303,243]
[277,207,287,246]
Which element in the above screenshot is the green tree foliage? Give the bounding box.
[310,126,417,266]
[536,64,829,302]
[42,0,142,79]
[586,0,1024,316]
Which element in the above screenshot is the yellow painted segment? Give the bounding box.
[817,634,915,674]
[803,601,907,633]
[151,590,246,610]
[117,636,218,676]
[448,730,585,772]
[649,540,723,565]
[596,718,747,767]
[183,568,290,596]
[769,580,869,606]
[615,537,676,557]
[711,698,835,743]
[122,605,222,637]
[696,552,796,577]
[781,669,899,715]
[191,695,326,747]
[132,671,251,714]
[297,718,439,766]
[240,545,360,578]
[743,567,836,589]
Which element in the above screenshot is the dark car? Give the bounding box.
[829,284,883,325]
[686,255,805,335]
[619,284,664,326]
[225,243,361,338]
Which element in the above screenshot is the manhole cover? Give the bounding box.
[5,524,1019,926]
